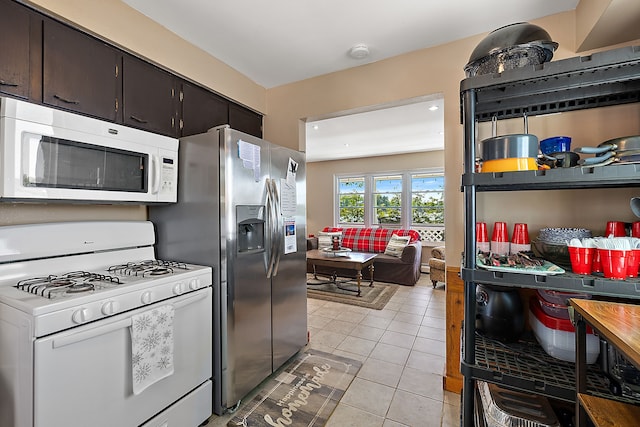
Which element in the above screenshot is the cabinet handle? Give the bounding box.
[0,79,18,87]
[53,94,79,105]
[129,115,148,124]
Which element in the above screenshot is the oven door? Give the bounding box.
[32,287,212,427]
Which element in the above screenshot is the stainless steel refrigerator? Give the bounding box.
[149,125,307,415]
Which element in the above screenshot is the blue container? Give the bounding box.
[540,136,571,155]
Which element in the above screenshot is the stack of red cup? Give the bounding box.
[568,246,594,275]
[600,249,629,280]
[476,222,490,252]
[510,223,530,254]
[605,221,626,237]
[490,222,509,255]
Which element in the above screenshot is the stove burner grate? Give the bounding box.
[108,260,188,277]
[15,271,121,299]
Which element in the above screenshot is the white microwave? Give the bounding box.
[0,97,178,203]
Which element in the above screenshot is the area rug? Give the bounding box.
[227,349,362,427]
[306,274,398,310]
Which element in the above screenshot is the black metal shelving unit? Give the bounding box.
[461,45,640,427]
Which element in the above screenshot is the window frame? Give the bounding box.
[334,168,444,229]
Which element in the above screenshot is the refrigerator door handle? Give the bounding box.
[271,179,282,276]
[265,178,277,278]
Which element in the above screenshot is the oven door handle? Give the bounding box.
[53,291,208,348]
[172,290,208,309]
[53,318,132,348]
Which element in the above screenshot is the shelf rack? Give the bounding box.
[460,45,640,427]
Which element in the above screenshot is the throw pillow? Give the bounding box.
[317,231,342,249]
[384,234,411,257]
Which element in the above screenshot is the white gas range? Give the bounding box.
[0,221,213,427]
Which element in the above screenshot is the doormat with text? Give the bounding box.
[227,349,361,427]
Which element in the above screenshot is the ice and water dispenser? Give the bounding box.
[237,205,265,254]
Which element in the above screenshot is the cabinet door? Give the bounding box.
[0,0,35,99]
[123,55,177,137]
[229,103,262,138]
[43,19,120,121]
[180,81,228,136]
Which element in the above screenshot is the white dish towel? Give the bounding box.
[130,304,175,395]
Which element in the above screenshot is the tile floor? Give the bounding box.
[206,273,461,427]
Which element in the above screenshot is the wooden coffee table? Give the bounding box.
[306,249,377,296]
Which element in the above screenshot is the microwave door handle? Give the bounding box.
[150,154,161,195]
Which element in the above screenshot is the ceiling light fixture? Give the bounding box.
[349,44,370,59]
[429,105,439,111]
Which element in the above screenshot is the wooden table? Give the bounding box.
[570,298,640,427]
[306,249,377,296]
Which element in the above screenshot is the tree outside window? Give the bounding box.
[373,175,402,225]
[411,173,444,226]
[338,177,365,225]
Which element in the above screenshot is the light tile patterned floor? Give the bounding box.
[205,274,460,427]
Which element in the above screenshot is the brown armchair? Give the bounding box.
[428,246,445,288]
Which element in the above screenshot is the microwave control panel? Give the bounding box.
[160,155,178,201]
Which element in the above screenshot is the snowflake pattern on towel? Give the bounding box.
[131,305,175,395]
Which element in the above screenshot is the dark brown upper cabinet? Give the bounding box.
[180,80,228,137]
[229,103,262,138]
[123,55,177,137]
[0,0,39,100]
[43,18,121,122]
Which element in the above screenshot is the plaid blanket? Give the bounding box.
[322,227,420,253]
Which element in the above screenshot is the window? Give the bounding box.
[373,175,402,225]
[411,173,444,226]
[337,177,365,225]
[335,170,444,228]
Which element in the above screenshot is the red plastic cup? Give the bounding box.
[476,222,490,252]
[605,221,627,237]
[568,246,594,275]
[476,222,489,242]
[632,222,640,238]
[628,249,640,278]
[491,221,509,255]
[592,249,602,273]
[599,249,629,280]
[491,222,509,242]
[511,223,530,244]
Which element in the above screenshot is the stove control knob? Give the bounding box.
[72,308,92,324]
[189,278,201,290]
[101,301,119,315]
[141,291,153,305]
[173,283,184,295]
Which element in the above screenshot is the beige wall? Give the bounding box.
[306,151,445,235]
[266,10,640,265]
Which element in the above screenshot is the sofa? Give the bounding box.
[307,227,422,286]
